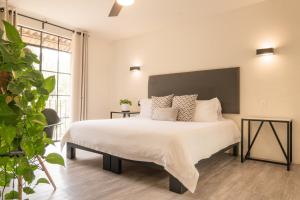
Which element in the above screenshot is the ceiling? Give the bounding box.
[9,0,265,40]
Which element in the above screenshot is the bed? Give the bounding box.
[62,67,240,194]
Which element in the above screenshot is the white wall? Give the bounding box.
[108,0,300,163]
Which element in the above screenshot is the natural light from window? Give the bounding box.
[18,26,72,141]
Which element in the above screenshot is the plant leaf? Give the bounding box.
[4,190,19,199]
[0,124,16,145]
[16,158,35,183]
[0,170,13,187]
[7,81,25,95]
[0,95,17,125]
[23,187,35,194]
[43,76,56,93]
[45,153,65,166]
[5,96,13,104]
[36,177,50,185]
[3,20,23,45]
[32,119,46,126]
[21,167,35,184]
[43,136,55,146]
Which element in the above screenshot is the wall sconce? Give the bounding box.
[256,48,275,56]
[130,66,141,71]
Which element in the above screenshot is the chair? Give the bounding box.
[42,108,61,140]
[37,108,61,190]
[13,109,60,198]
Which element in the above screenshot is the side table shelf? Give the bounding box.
[241,117,293,171]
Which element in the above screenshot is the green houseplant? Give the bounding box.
[119,99,132,112]
[0,21,64,199]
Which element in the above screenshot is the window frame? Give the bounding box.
[18,25,72,141]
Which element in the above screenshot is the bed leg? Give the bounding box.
[66,143,76,159]
[110,156,122,174]
[233,143,239,157]
[169,175,187,194]
[103,154,111,171]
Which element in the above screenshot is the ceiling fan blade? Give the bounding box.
[109,1,122,17]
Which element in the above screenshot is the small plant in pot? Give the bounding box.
[120,99,132,112]
[0,21,64,199]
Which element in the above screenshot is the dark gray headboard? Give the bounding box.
[148,67,240,114]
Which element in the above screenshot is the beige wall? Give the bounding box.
[108,0,300,163]
[87,35,112,119]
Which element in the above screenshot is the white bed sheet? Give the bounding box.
[61,118,240,193]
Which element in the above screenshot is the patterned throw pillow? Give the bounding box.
[172,94,198,121]
[151,94,174,115]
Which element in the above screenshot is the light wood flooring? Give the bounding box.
[27,144,300,200]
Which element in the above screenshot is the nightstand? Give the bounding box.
[241,117,293,170]
[110,111,140,119]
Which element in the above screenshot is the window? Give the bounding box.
[18,26,72,141]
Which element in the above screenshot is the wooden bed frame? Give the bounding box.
[66,142,239,194]
[66,67,240,194]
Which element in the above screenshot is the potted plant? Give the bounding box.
[0,21,64,199]
[119,99,132,112]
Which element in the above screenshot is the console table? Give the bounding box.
[241,117,293,170]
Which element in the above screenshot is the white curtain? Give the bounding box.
[7,8,17,26]
[0,5,18,27]
[71,31,89,122]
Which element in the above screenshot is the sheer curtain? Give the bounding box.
[71,31,89,122]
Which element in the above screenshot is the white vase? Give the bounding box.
[121,104,130,112]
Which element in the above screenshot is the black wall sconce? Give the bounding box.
[130,66,141,71]
[256,48,275,56]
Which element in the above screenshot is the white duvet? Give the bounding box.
[61,118,240,193]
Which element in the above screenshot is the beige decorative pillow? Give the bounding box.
[172,94,198,121]
[152,108,179,121]
[151,94,174,112]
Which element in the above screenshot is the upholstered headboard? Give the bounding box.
[148,67,240,114]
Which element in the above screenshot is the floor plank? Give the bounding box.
[25,144,300,200]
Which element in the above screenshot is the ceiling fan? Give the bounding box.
[108,0,135,17]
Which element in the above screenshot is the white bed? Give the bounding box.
[61,117,240,193]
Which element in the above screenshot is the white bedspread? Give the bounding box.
[61,118,240,193]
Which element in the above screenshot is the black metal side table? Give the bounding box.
[241,117,293,171]
[110,111,140,119]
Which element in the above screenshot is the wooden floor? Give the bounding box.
[27,144,300,200]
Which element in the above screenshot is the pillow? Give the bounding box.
[172,94,198,121]
[152,108,178,121]
[151,94,174,111]
[193,98,223,122]
[139,99,152,118]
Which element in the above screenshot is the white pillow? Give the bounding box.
[139,99,152,118]
[152,108,178,121]
[193,98,223,122]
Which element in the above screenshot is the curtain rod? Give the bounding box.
[0,8,82,35]
[17,13,75,33]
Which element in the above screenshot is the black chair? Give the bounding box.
[37,108,61,190]
[42,108,61,140]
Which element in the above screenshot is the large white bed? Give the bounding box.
[61,117,240,193]
[62,67,240,194]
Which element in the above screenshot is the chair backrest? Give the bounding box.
[42,109,60,139]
